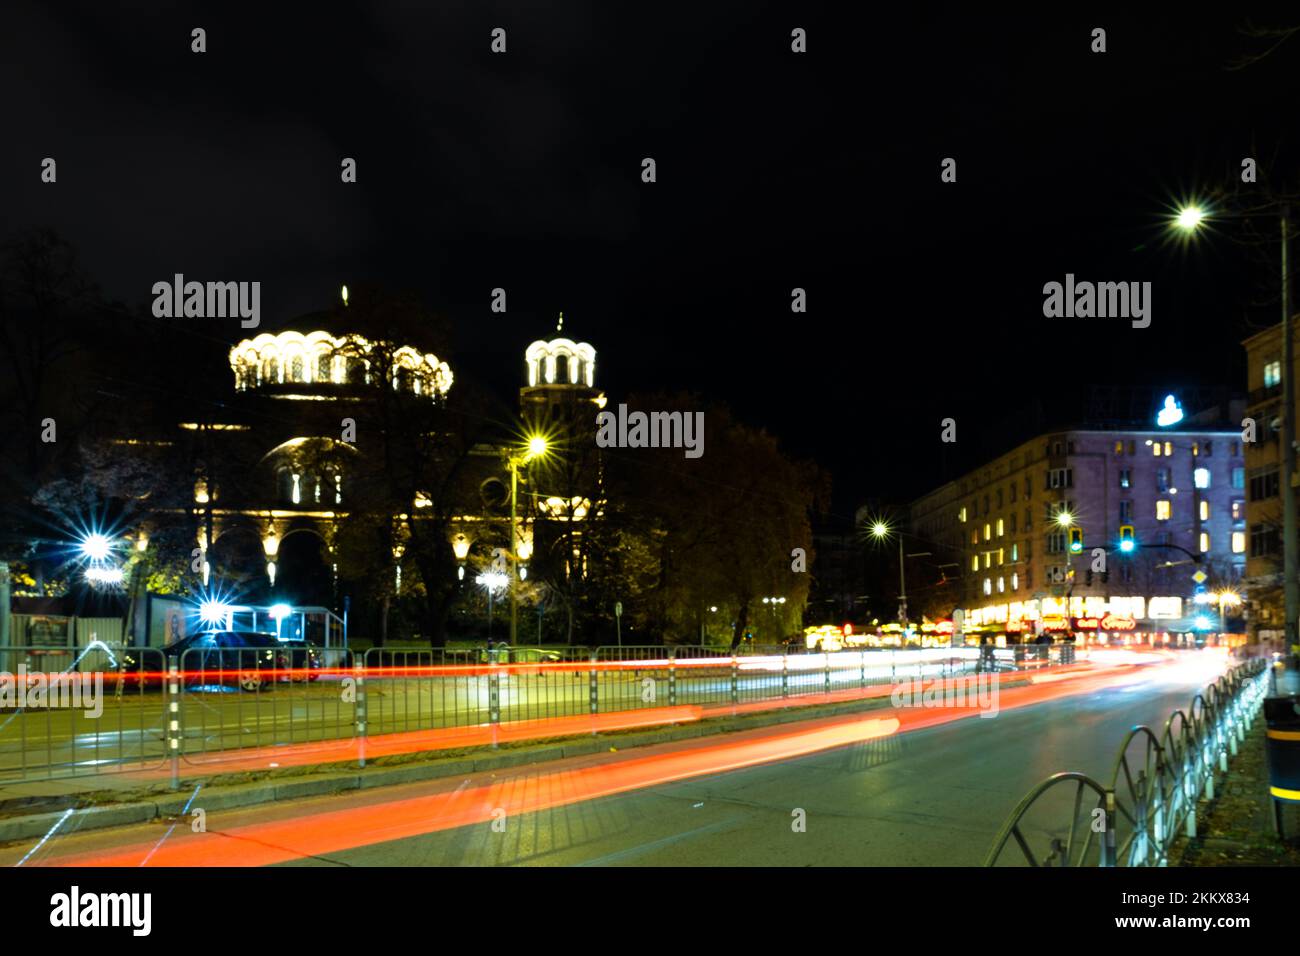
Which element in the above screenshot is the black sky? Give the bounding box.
[4,3,1298,515]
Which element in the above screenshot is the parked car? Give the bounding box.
[278,639,323,681]
[118,631,289,692]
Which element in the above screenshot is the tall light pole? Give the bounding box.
[1176,202,1296,653]
[508,435,549,645]
[870,521,909,634]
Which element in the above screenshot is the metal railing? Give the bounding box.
[0,642,1073,785]
[983,658,1269,866]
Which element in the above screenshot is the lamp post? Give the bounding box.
[870,522,910,635]
[1175,201,1295,654]
[508,435,549,645]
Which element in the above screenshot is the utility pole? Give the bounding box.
[897,535,908,634]
[1283,206,1298,655]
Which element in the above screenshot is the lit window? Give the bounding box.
[984,552,991,569]
[1265,359,1282,388]
[1011,543,1019,562]
[1193,467,1210,489]
[996,519,1004,536]
[997,577,1005,593]
[971,556,980,572]
[1199,500,1209,521]
[1011,573,1019,590]
[1152,443,1162,457]
[291,473,301,504]
[997,548,1004,566]
[1232,531,1245,553]
[1156,500,1171,520]
[335,474,343,504]
[1232,500,1244,521]
[1164,442,1172,456]
[1113,440,1123,455]
[958,507,967,522]
[1199,532,1210,553]
[983,578,992,596]
[984,523,992,540]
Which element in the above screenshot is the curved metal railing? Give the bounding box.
[984,658,1268,866]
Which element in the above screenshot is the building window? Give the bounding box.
[1119,500,1133,522]
[1232,467,1244,489]
[1114,440,1123,455]
[1011,543,1019,562]
[1164,441,1172,456]
[1250,467,1280,501]
[1047,468,1072,489]
[996,519,1004,537]
[997,548,1004,566]
[1010,482,1017,503]
[958,507,967,522]
[291,473,301,505]
[1232,531,1246,554]
[1198,500,1209,521]
[1009,512,1017,533]
[1156,468,1170,492]
[1199,532,1210,553]
[1204,441,1212,457]
[971,556,980,572]
[984,552,992,569]
[972,530,980,545]
[1232,499,1245,521]
[997,576,1005,593]
[1011,573,1019,590]
[983,578,992,596]
[1119,469,1131,489]
[335,474,343,504]
[1024,507,1032,529]
[1251,524,1280,558]
[1047,532,1066,554]
[1193,467,1210,489]
[1152,442,1162,457]
[1265,359,1282,388]
[1024,477,1032,498]
[996,489,1003,508]
[984,523,992,540]
[1156,500,1171,521]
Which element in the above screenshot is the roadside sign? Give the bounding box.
[1192,569,1207,584]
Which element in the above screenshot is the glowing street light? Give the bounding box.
[1055,510,1074,528]
[1174,205,1205,232]
[80,533,113,562]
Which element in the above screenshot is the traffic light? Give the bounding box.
[1069,526,1083,553]
[1119,525,1135,553]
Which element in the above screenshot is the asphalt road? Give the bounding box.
[3,653,1232,866]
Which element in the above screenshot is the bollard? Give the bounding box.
[589,653,599,735]
[355,662,367,769]
[168,660,181,790]
[668,648,677,708]
[488,659,501,750]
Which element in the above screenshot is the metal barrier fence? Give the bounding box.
[983,657,1269,867]
[0,642,1074,785]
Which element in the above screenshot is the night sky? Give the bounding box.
[4,4,1297,514]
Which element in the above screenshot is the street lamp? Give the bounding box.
[1176,199,1296,653]
[870,521,910,635]
[508,434,550,645]
[477,570,508,640]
